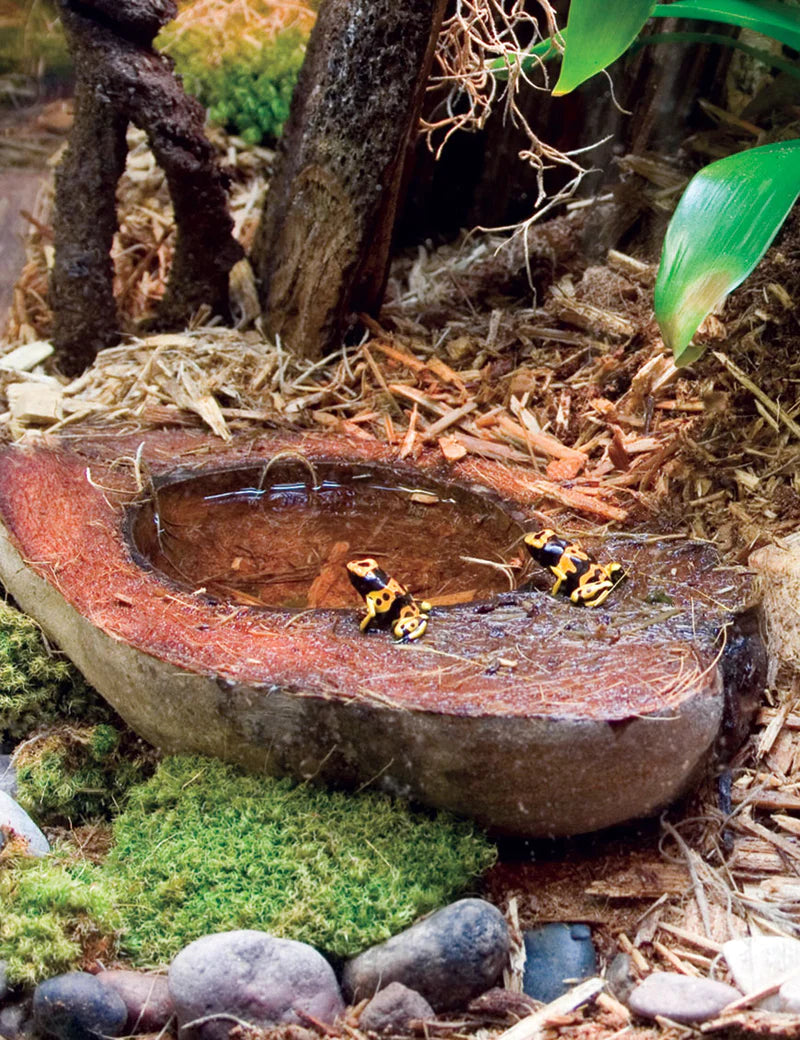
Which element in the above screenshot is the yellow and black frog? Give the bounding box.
[523,529,625,607]
[346,558,431,642]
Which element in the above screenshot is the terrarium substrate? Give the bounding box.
[0,116,799,1038]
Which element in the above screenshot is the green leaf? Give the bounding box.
[553,0,656,95]
[654,140,800,365]
[653,0,800,52]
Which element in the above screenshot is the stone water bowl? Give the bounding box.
[0,427,764,836]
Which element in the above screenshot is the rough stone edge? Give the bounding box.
[0,520,724,837]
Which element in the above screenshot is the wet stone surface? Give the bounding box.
[522,923,597,1004]
[168,930,344,1040]
[32,972,128,1040]
[627,972,741,1024]
[342,898,509,1012]
[94,970,173,1033]
[359,981,434,1033]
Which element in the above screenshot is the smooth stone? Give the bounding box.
[342,898,509,1013]
[0,757,16,798]
[32,972,128,1040]
[0,1001,31,1040]
[628,972,741,1024]
[0,791,48,856]
[95,970,173,1033]
[359,982,434,1033]
[779,974,800,1014]
[168,930,344,1040]
[605,952,637,1004]
[522,923,597,1004]
[722,937,800,1012]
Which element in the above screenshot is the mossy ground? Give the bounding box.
[13,723,157,824]
[106,755,496,966]
[0,847,120,986]
[2,736,496,984]
[0,601,111,745]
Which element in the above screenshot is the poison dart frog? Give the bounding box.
[523,529,625,607]
[346,558,431,642]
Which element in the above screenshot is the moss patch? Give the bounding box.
[14,723,157,824]
[1,754,496,981]
[0,601,110,743]
[0,849,120,986]
[108,756,496,966]
[162,27,306,144]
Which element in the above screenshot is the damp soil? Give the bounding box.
[129,460,525,609]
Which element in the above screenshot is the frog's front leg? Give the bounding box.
[550,566,568,596]
[359,591,380,632]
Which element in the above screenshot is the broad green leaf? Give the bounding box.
[653,0,800,52]
[553,0,656,95]
[654,139,800,366]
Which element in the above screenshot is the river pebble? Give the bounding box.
[0,1000,31,1040]
[522,923,597,1003]
[605,952,637,1004]
[168,930,344,1040]
[627,972,741,1024]
[0,791,48,856]
[342,898,509,1012]
[95,970,173,1033]
[32,972,128,1040]
[722,936,800,1012]
[359,981,434,1033]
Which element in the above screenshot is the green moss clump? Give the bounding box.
[108,756,497,965]
[14,724,158,824]
[162,28,306,144]
[0,602,110,743]
[0,850,120,985]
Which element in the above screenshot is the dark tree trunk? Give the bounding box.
[252,0,449,360]
[51,72,128,373]
[51,0,242,376]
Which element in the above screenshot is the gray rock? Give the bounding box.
[0,757,16,798]
[0,1001,31,1040]
[168,930,344,1040]
[32,972,128,1040]
[605,952,637,1004]
[95,970,173,1033]
[628,972,741,1024]
[359,982,434,1033]
[723,937,800,1012]
[522,923,597,1004]
[0,961,8,1004]
[0,791,48,856]
[342,898,509,1013]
